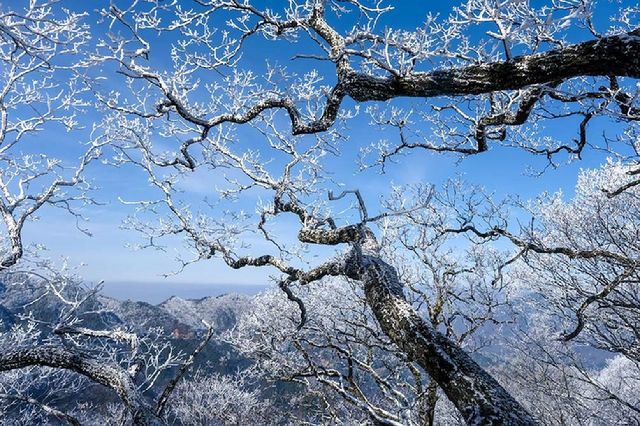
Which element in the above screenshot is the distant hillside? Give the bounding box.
[159,294,251,331]
[0,274,259,424]
[99,281,266,304]
[0,273,252,337]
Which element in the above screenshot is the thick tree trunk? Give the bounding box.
[349,231,536,425]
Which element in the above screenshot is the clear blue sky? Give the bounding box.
[20,0,631,301]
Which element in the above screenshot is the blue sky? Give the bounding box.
[18,0,632,301]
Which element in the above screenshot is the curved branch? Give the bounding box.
[603,167,640,197]
[0,346,162,425]
[561,267,635,341]
[278,279,308,330]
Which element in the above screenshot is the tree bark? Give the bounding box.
[421,381,439,426]
[345,229,536,425]
[290,29,640,135]
[341,29,640,103]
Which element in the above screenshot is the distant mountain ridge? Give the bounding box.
[0,272,251,337]
[160,294,251,331]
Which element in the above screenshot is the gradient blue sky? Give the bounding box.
[20,0,629,301]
